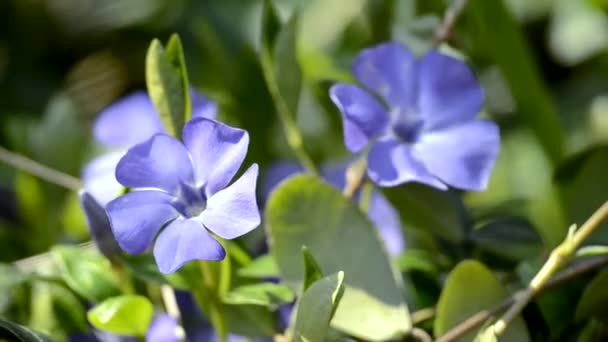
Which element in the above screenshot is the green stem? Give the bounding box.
[197,261,227,342]
[259,50,317,175]
[0,145,82,191]
[490,201,608,336]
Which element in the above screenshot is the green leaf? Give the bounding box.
[121,254,201,290]
[301,246,322,291]
[273,13,301,117]
[165,34,192,121]
[87,295,153,336]
[384,183,467,243]
[224,305,278,337]
[575,270,608,321]
[237,254,280,279]
[397,249,442,275]
[51,246,121,302]
[293,271,345,342]
[0,317,52,342]
[470,0,566,165]
[51,284,89,334]
[259,0,281,52]
[435,260,530,342]
[145,35,189,138]
[223,283,295,309]
[471,217,543,261]
[266,175,411,340]
[559,146,608,243]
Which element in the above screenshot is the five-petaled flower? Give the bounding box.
[106,117,260,274]
[330,42,499,191]
[83,89,216,205]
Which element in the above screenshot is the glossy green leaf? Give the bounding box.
[435,260,530,342]
[223,283,295,309]
[145,35,189,138]
[121,254,201,290]
[237,254,280,279]
[301,246,322,291]
[87,295,153,336]
[0,317,52,342]
[266,175,411,340]
[575,270,608,321]
[471,217,543,261]
[293,271,345,342]
[51,246,121,302]
[383,183,467,243]
[470,0,566,165]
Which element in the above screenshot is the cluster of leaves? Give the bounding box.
[0,0,608,341]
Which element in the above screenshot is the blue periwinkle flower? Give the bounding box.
[83,89,216,205]
[330,42,499,190]
[106,117,260,274]
[146,314,179,342]
[263,161,405,255]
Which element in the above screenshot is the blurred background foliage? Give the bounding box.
[1,0,608,340]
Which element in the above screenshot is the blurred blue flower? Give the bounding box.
[330,42,499,191]
[146,314,179,342]
[83,89,217,205]
[263,161,405,255]
[106,117,260,274]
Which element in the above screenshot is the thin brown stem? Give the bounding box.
[434,0,471,44]
[436,255,608,342]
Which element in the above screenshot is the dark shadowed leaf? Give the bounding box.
[0,317,52,342]
[301,246,323,291]
[471,217,543,261]
[575,270,608,321]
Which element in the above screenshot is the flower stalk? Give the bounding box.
[489,201,608,336]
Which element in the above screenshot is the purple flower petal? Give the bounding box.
[146,314,178,342]
[367,191,404,255]
[183,118,249,196]
[82,151,125,205]
[116,134,194,193]
[191,88,217,120]
[367,137,447,190]
[93,91,164,148]
[107,190,179,254]
[200,164,260,240]
[416,51,484,130]
[415,120,499,190]
[352,42,417,109]
[329,84,389,152]
[153,218,225,274]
